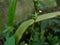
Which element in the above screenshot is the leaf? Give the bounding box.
[4,36,15,45]
[3,27,14,33]
[39,0,57,8]
[31,41,48,45]
[39,1,48,8]
[8,0,17,26]
[3,26,14,39]
[53,28,60,33]
[14,19,34,44]
[35,11,60,22]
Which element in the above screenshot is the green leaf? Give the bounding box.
[35,11,60,22]
[8,0,17,26]
[31,41,48,45]
[3,26,14,38]
[53,28,60,33]
[4,36,15,45]
[14,19,34,44]
[3,27,14,33]
[39,1,48,8]
[39,0,57,8]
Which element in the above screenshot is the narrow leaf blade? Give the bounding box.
[8,0,17,26]
[14,19,34,44]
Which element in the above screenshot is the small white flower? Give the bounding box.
[25,43,27,45]
[39,10,42,13]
